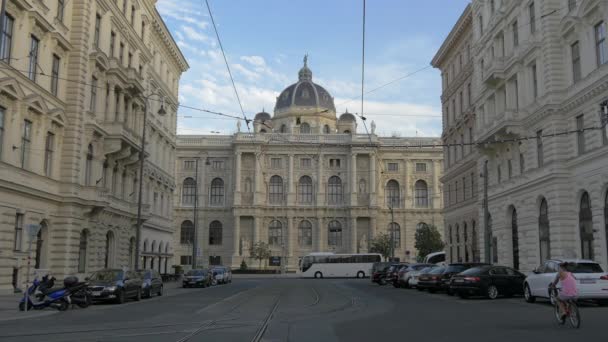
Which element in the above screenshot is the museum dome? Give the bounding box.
[274,56,336,116]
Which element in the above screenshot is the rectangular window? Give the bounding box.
[571,41,581,83]
[141,21,146,39]
[123,0,128,13]
[459,91,463,114]
[507,159,512,179]
[131,6,135,23]
[514,77,519,109]
[462,176,467,200]
[0,106,4,159]
[110,31,116,57]
[90,77,97,112]
[184,160,195,170]
[479,16,484,36]
[330,158,341,168]
[300,158,311,168]
[57,0,65,22]
[531,63,538,99]
[212,160,224,169]
[119,43,125,64]
[44,132,54,177]
[576,114,585,155]
[536,130,543,167]
[467,83,472,108]
[416,163,427,172]
[490,0,495,13]
[519,152,525,174]
[470,172,475,195]
[452,99,456,120]
[595,21,607,66]
[512,21,518,47]
[387,162,398,172]
[568,0,576,12]
[94,14,101,48]
[153,192,158,211]
[28,36,39,81]
[1,14,14,61]
[128,53,133,68]
[529,2,536,34]
[21,120,32,169]
[455,181,459,203]
[271,158,282,169]
[497,165,501,183]
[180,255,192,265]
[51,54,60,96]
[14,213,23,251]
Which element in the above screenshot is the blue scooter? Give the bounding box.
[19,275,70,311]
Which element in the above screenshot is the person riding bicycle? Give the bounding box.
[550,262,578,319]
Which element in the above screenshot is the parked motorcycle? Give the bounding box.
[19,275,91,311]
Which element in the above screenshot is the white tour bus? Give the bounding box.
[300,252,382,278]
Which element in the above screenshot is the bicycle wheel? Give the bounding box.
[554,303,565,325]
[568,303,580,329]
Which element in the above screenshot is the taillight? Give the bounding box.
[600,275,608,280]
[464,277,480,282]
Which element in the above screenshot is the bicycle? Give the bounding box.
[551,287,580,329]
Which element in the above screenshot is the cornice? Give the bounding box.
[431,4,473,67]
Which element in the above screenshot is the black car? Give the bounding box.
[87,269,142,304]
[371,262,391,284]
[137,269,164,298]
[417,266,446,292]
[441,263,489,295]
[182,269,211,288]
[387,263,409,287]
[450,265,526,299]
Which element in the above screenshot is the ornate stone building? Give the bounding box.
[0,0,187,294]
[432,4,480,264]
[437,0,608,272]
[174,60,443,271]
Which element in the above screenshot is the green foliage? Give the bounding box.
[240,260,248,271]
[250,241,272,269]
[414,224,445,261]
[370,233,393,261]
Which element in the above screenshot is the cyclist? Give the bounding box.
[550,262,578,319]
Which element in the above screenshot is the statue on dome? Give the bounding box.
[371,120,376,134]
[236,120,241,132]
[303,54,308,67]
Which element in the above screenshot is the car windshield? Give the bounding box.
[568,263,604,273]
[429,267,446,274]
[89,270,122,281]
[186,270,205,276]
[445,265,467,273]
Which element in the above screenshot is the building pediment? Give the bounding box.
[0,77,26,100]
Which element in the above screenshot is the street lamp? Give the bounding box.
[389,205,395,261]
[128,87,167,271]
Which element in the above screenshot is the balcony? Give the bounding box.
[483,57,506,86]
[476,110,522,145]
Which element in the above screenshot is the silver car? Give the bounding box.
[407,266,437,288]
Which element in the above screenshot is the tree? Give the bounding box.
[369,233,393,261]
[250,241,271,270]
[415,224,445,261]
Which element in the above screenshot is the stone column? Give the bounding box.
[287,154,294,204]
[287,217,293,257]
[404,160,411,208]
[316,216,324,251]
[370,216,377,239]
[117,91,125,123]
[351,153,357,205]
[433,160,441,209]
[233,215,240,257]
[106,83,116,122]
[351,216,357,253]
[234,152,241,205]
[370,153,376,205]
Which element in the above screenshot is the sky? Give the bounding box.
[157,0,470,137]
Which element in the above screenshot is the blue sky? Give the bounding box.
[157,0,469,136]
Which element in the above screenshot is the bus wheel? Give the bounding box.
[314,272,323,279]
[357,271,365,279]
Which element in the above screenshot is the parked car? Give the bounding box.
[524,259,608,305]
[182,269,212,288]
[398,263,435,288]
[408,266,438,288]
[450,265,526,299]
[211,268,225,285]
[387,263,409,287]
[371,262,391,283]
[87,269,142,304]
[212,266,232,284]
[441,263,489,295]
[417,266,446,292]
[137,269,164,298]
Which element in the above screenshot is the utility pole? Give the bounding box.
[389,205,395,261]
[192,158,199,269]
[482,160,491,264]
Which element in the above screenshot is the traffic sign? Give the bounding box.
[26,224,40,238]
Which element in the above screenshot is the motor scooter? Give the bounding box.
[19,275,70,311]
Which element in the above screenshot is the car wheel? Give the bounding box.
[134,288,141,301]
[357,271,365,279]
[523,284,536,303]
[77,294,92,308]
[487,285,499,299]
[116,289,126,304]
[158,286,163,296]
[458,292,469,299]
[549,287,557,306]
[314,272,323,279]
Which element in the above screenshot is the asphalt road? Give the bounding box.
[0,278,605,341]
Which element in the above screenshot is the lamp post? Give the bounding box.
[389,205,395,261]
[129,88,166,271]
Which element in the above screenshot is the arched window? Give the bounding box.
[268,220,282,246]
[121,172,127,198]
[209,220,223,245]
[180,220,194,244]
[210,178,224,205]
[323,125,331,134]
[579,192,594,260]
[143,239,148,267]
[328,220,342,247]
[105,231,115,268]
[298,220,313,247]
[34,222,47,269]
[511,207,519,269]
[389,222,400,249]
[539,198,550,263]
[298,176,313,204]
[78,230,88,273]
[269,175,284,204]
[85,144,93,186]
[182,178,196,205]
[327,176,343,204]
[158,241,163,254]
[416,222,429,231]
[415,180,429,207]
[344,130,351,134]
[280,124,287,133]
[300,122,311,134]
[386,180,400,208]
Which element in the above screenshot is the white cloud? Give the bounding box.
[240,55,266,68]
